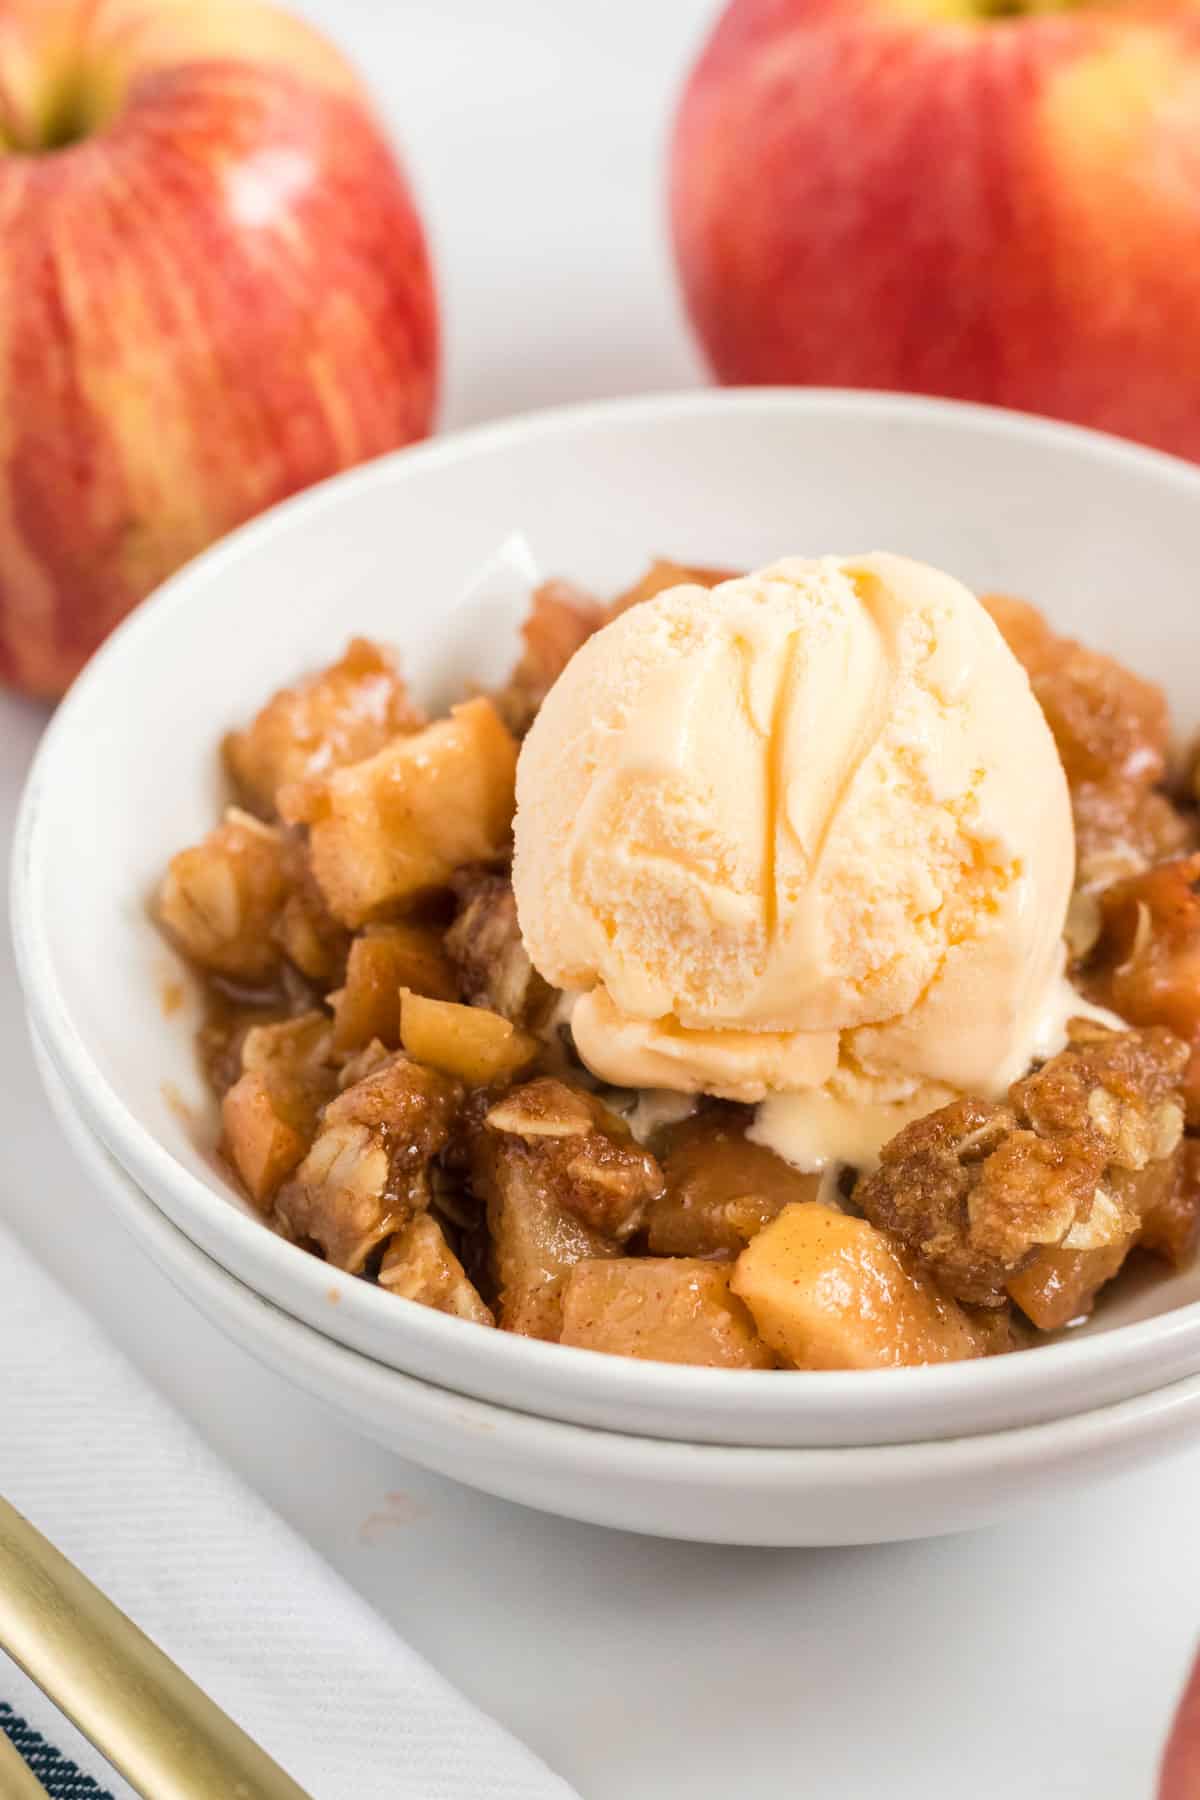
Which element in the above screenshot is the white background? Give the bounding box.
[3,3,1198,1795]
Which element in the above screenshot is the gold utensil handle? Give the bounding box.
[0,1496,313,1799]
[0,1722,51,1797]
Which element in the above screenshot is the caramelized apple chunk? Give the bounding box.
[469,1146,616,1340]
[445,869,553,1027]
[1006,1241,1133,1333]
[157,810,291,984]
[560,1259,774,1368]
[273,1053,460,1272]
[983,595,1171,791]
[482,1079,664,1242]
[224,638,424,818]
[222,1007,352,1210]
[270,836,350,987]
[1008,1153,1181,1329]
[222,1076,309,1209]
[731,1204,987,1369]
[322,1050,460,1158]
[274,1122,395,1272]
[647,1105,821,1256]
[1085,855,1200,1124]
[468,1078,663,1338]
[378,1213,494,1327]
[1071,782,1196,899]
[336,1037,394,1090]
[1140,1140,1200,1267]
[605,559,736,621]
[160,813,346,991]
[492,563,740,735]
[493,579,604,735]
[331,924,458,1052]
[400,991,539,1085]
[290,698,518,927]
[240,1012,338,1127]
[983,594,1192,893]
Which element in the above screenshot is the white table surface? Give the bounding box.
[4,3,1197,1794]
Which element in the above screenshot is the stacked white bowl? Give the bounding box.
[16,392,1200,1546]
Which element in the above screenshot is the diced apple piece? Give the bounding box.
[157,810,289,983]
[221,1011,336,1207]
[332,925,458,1051]
[469,1119,620,1339]
[378,1213,494,1327]
[224,637,424,818]
[294,698,518,926]
[605,559,736,621]
[983,594,1171,792]
[1141,1142,1200,1267]
[1011,1150,1189,1329]
[493,580,604,735]
[1007,1239,1134,1332]
[336,1038,394,1090]
[1086,856,1200,1126]
[274,1052,461,1272]
[648,1106,821,1256]
[240,1012,337,1133]
[487,1186,613,1339]
[445,869,552,1026]
[481,1080,662,1241]
[467,1081,661,1337]
[269,835,349,986]
[240,1010,333,1074]
[323,1050,461,1149]
[221,1071,308,1208]
[730,1203,986,1369]
[400,990,538,1086]
[272,890,347,986]
[274,1120,398,1272]
[560,1259,774,1368]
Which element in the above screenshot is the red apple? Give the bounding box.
[672,0,1200,461]
[1160,1644,1200,1798]
[0,0,438,696]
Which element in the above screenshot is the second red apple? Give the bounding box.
[672,0,1200,460]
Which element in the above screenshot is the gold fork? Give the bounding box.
[0,1496,313,1799]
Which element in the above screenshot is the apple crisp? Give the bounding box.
[155,563,1200,1370]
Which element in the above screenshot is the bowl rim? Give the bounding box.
[16,384,1200,1427]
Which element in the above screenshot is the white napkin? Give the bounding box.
[0,1222,577,1800]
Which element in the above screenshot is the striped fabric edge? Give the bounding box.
[0,1703,115,1799]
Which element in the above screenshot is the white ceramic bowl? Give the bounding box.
[36,1033,1200,1546]
[15,390,1200,1451]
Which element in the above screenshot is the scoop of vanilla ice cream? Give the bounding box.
[512,553,1074,1128]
